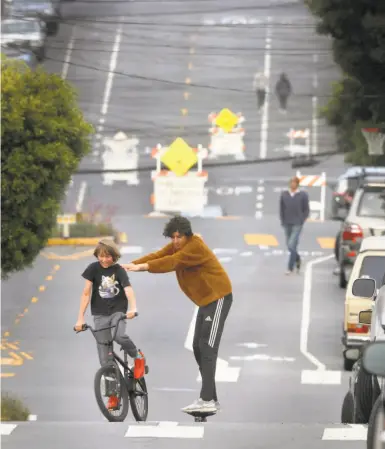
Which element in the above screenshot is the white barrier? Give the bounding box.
[285,128,310,156]
[151,144,208,216]
[207,112,246,160]
[296,171,326,222]
[102,132,139,186]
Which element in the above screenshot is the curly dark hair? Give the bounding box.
[163,216,193,238]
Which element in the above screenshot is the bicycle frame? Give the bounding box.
[74,313,147,396]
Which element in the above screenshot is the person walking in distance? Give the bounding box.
[121,216,233,414]
[253,70,269,112]
[275,72,292,114]
[279,177,310,275]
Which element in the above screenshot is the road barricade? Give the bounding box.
[102,132,139,186]
[207,111,246,160]
[296,171,327,222]
[150,144,208,216]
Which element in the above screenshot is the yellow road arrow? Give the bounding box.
[0,352,24,366]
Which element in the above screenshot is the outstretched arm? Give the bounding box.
[121,243,174,269]
[128,239,211,274]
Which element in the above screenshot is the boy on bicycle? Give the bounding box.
[74,238,145,410]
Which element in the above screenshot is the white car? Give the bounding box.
[1,18,46,61]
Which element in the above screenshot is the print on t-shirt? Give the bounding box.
[99,274,120,299]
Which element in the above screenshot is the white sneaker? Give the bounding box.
[181,398,217,413]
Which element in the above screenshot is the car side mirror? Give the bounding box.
[359,309,372,325]
[362,342,385,377]
[352,278,376,299]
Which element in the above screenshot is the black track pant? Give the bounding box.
[193,293,233,402]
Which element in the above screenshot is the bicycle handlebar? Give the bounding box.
[73,312,138,342]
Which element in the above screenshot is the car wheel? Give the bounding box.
[334,232,340,261]
[367,395,384,449]
[344,356,354,371]
[354,368,374,423]
[341,391,354,423]
[339,263,347,289]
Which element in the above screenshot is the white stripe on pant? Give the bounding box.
[208,297,224,347]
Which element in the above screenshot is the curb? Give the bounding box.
[46,236,115,246]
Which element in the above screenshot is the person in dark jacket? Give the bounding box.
[279,176,310,274]
[275,73,292,113]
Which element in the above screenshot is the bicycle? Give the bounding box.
[74,312,149,422]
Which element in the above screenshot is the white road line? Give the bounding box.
[1,424,17,435]
[300,255,334,370]
[61,30,75,80]
[94,20,123,155]
[75,181,87,213]
[259,17,272,159]
[125,422,204,439]
[255,179,265,219]
[322,425,367,441]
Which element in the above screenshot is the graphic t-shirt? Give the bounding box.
[82,262,131,316]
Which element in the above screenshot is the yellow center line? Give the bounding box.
[1,373,15,378]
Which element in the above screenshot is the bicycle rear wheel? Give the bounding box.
[94,364,129,422]
[129,377,148,421]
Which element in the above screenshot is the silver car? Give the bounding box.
[1,18,46,61]
[337,177,385,288]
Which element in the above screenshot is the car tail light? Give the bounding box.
[347,323,370,334]
[342,223,363,242]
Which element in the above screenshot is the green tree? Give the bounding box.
[1,58,93,279]
[306,0,385,163]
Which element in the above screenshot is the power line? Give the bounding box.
[43,55,385,99]
[74,149,343,175]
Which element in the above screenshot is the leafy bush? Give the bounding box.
[1,392,30,421]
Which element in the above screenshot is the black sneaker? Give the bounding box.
[296,256,301,273]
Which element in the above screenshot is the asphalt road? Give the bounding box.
[1,218,362,445]
[42,0,345,218]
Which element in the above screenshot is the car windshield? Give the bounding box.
[2,21,39,34]
[359,256,385,288]
[357,188,385,218]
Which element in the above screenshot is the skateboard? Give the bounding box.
[183,410,217,422]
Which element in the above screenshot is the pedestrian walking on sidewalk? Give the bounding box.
[279,176,310,275]
[275,72,292,114]
[253,71,269,112]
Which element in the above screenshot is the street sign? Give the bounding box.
[153,174,207,214]
[57,214,76,224]
[160,138,198,176]
[214,108,239,132]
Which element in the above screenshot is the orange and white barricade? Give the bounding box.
[285,128,310,156]
[296,171,327,222]
[150,144,208,216]
[207,112,246,161]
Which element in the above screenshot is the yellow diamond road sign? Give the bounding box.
[161,138,198,176]
[215,108,239,133]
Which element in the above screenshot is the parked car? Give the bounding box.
[6,0,61,36]
[336,172,385,288]
[1,18,46,61]
[342,236,385,370]
[361,340,385,449]
[331,167,385,221]
[1,44,39,69]
[341,276,385,436]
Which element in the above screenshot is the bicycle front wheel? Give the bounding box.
[94,364,129,422]
[129,377,148,421]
